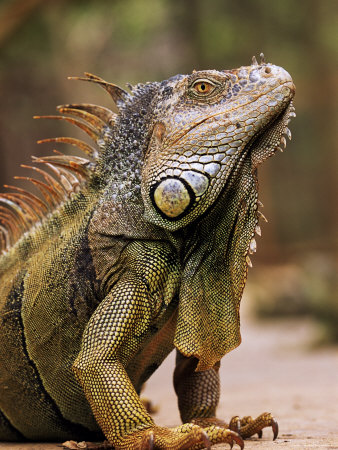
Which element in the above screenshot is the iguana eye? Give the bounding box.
[192,79,215,95]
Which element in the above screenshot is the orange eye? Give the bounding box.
[192,80,215,94]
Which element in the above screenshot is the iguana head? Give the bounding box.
[141,55,295,231]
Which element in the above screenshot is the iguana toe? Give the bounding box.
[201,426,244,449]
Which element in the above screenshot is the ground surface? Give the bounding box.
[1,299,337,450]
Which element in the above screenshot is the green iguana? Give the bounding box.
[0,54,295,449]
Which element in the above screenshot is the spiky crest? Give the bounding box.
[0,73,126,254]
[68,72,131,107]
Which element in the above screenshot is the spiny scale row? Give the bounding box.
[245,200,267,269]
[245,101,295,269]
[277,102,295,153]
[0,73,123,254]
[0,154,89,253]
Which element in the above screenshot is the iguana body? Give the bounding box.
[0,55,295,449]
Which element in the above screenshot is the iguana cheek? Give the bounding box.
[153,178,191,218]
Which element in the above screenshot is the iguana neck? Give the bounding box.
[97,82,160,206]
[179,152,257,267]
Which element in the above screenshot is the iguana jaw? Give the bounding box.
[249,99,295,169]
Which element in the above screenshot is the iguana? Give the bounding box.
[0,54,295,449]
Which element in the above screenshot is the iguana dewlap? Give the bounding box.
[0,54,295,449]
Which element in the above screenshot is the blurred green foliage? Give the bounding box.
[0,0,337,340]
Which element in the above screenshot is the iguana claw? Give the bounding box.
[201,430,211,450]
[231,431,244,449]
[143,430,154,449]
[200,429,212,449]
[272,418,279,440]
[199,427,243,449]
[189,418,244,448]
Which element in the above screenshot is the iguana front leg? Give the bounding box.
[73,275,240,449]
[73,274,154,446]
[174,351,278,442]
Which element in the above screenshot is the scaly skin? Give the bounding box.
[0,55,295,448]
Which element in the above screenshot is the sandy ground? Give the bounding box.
[1,298,337,450]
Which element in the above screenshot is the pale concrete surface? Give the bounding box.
[1,298,338,449]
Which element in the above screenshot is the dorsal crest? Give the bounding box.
[0,73,129,254]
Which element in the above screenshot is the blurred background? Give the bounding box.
[0,0,337,342]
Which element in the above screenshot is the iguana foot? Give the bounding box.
[116,424,243,449]
[229,412,278,440]
[192,412,278,441]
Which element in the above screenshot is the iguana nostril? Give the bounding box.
[153,178,191,218]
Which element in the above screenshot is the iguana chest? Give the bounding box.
[87,234,182,391]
